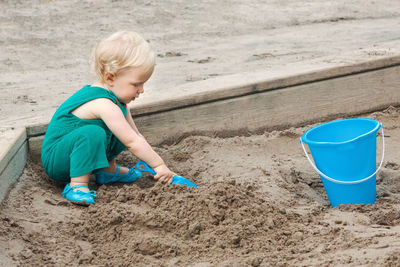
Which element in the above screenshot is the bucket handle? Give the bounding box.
[300,123,384,185]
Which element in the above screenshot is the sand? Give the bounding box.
[1,106,400,266]
[2,1,400,266]
[1,0,400,127]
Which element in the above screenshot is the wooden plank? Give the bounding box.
[0,141,27,203]
[130,55,400,116]
[23,56,400,137]
[26,124,48,137]
[28,136,44,163]
[26,64,400,155]
[0,128,27,174]
[133,65,400,145]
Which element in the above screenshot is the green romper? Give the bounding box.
[41,85,127,182]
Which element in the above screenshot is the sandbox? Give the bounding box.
[1,57,400,266]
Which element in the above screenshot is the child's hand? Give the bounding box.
[154,164,176,184]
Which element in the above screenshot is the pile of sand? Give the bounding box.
[1,107,400,266]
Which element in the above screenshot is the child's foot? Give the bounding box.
[102,164,130,174]
[62,184,96,206]
[69,182,90,192]
[95,165,142,184]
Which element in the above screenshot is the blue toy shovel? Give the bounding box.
[135,161,198,188]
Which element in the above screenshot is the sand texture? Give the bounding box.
[1,0,400,127]
[2,1,400,266]
[1,107,400,266]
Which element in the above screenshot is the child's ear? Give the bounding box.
[104,72,115,85]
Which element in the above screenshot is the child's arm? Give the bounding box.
[125,108,143,137]
[96,99,175,183]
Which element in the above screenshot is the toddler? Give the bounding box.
[41,31,176,205]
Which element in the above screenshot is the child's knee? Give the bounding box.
[75,125,107,146]
[84,125,106,137]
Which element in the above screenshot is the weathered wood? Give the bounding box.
[28,136,44,163]
[133,65,400,145]
[25,64,400,156]
[26,65,400,154]
[0,141,27,203]
[130,55,400,116]
[26,124,48,137]
[23,55,400,137]
[0,128,27,174]
[0,128,27,203]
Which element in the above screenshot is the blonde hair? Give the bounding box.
[93,31,155,82]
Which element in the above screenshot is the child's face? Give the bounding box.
[109,66,153,104]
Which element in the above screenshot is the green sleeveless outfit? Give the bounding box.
[41,85,127,182]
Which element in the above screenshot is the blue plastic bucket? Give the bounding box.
[300,118,384,207]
